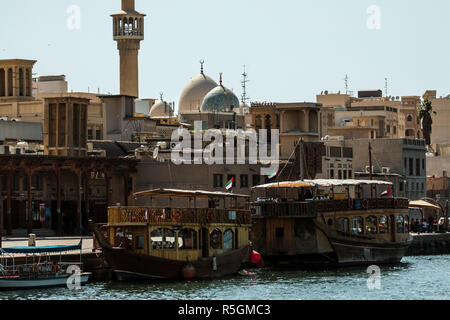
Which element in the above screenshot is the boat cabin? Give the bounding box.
[103,189,252,262]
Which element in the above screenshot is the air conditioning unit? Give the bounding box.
[382,167,391,174]
[365,166,375,174]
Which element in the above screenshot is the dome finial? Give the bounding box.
[200,60,205,74]
[219,73,223,86]
[159,92,164,100]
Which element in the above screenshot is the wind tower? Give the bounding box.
[112,0,146,98]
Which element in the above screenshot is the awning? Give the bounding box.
[253,179,392,189]
[1,241,82,255]
[409,200,441,211]
[134,188,250,199]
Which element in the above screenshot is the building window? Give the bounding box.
[240,175,249,188]
[407,115,413,122]
[422,159,425,170]
[338,170,342,180]
[343,170,348,180]
[330,169,335,179]
[252,175,260,187]
[96,130,102,140]
[416,159,420,176]
[213,174,223,188]
[409,158,414,176]
[348,170,352,178]
[88,129,93,140]
[275,228,284,238]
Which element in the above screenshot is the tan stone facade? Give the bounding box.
[112,0,145,98]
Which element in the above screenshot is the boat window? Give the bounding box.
[224,229,234,249]
[365,216,378,235]
[404,215,410,233]
[136,235,145,250]
[379,215,388,234]
[151,228,176,250]
[210,229,223,250]
[336,218,349,233]
[351,217,364,235]
[396,215,405,233]
[178,229,198,250]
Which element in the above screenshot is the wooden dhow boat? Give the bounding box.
[90,189,257,280]
[251,179,413,267]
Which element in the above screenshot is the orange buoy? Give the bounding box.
[181,263,196,280]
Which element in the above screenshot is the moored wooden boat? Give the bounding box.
[251,179,413,267]
[90,189,257,280]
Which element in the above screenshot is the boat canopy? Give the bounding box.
[134,188,250,199]
[1,241,82,254]
[253,179,393,189]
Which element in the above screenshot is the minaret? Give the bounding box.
[111,0,146,98]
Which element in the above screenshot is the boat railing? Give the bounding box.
[108,207,252,225]
[0,261,83,279]
[255,198,409,218]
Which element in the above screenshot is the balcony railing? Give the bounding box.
[255,198,409,218]
[108,207,251,225]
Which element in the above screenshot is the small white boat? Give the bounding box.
[0,241,92,290]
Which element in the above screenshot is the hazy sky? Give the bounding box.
[2,0,450,112]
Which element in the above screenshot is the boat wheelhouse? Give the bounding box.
[0,241,91,290]
[90,189,254,280]
[251,179,413,267]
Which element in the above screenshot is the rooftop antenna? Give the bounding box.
[200,60,205,74]
[344,74,349,95]
[385,78,388,98]
[241,65,250,104]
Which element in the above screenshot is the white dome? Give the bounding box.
[150,100,173,117]
[178,72,218,113]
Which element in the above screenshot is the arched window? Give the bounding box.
[151,228,175,250]
[210,228,222,249]
[379,215,388,234]
[396,215,404,233]
[224,229,234,249]
[255,115,262,131]
[404,215,410,233]
[407,115,413,122]
[366,216,378,234]
[336,217,349,233]
[129,17,133,34]
[351,217,364,235]
[178,229,197,250]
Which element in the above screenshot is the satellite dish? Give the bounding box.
[153,147,159,159]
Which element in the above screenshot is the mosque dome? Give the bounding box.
[201,79,240,113]
[150,99,173,117]
[178,63,218,113]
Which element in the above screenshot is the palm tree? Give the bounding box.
[418,99,436,148]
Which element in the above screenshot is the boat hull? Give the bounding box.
[0,273,91,290]
[101,246,249,280]
[329,238,412,266]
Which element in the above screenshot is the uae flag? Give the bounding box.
[380,187,391,197]
[225,177,234,190]
[268,168,278,180]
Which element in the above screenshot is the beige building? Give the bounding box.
[249,102,322,159]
